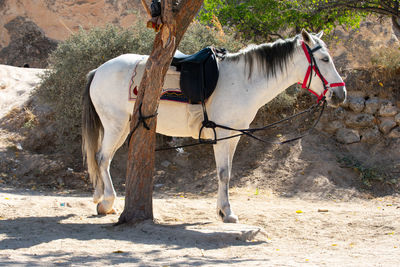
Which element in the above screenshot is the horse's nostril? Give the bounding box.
[331,91,339,102]
[331,89,346,104]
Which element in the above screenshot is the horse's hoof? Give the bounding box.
[97,203,116,215]
[223,214,239,223]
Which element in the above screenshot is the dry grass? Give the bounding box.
[343,45,400,104]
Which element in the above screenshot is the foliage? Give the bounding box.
[179,20,243,54]
[37,23,155,149]
[337,155,397,188]
[199,0,364,41]
[315,0,399,19]
[314,0,400,35]
[371,46,400,73]
[36,20,245,151]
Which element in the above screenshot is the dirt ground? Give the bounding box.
[0,186,399,266]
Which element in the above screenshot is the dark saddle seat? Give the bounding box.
[171,47,221,104]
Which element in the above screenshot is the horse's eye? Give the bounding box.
[321,57,329,63]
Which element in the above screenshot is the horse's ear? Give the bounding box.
[316,31,324,39]
[301,29,312,44]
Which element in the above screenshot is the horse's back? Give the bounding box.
[90,54,147,118]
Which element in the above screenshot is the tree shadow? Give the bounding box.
[0,214,267,265]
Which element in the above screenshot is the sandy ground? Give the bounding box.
[0,186,399,266]
[0,64,44,118]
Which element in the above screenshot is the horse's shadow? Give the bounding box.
[0,214,266,265]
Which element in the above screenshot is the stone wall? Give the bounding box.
[318,91,400,144]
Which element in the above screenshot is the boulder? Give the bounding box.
[388,127,400,138]
[336,128,360,144]
[379,119,397,134]
[364,98,380,114]
[345,113,375,128]
[379,101,398,117]
[0,16,58,68]
[324,120,344,134]
[395,113,400,125]
[361,126,381,144]
[347,96,365,113]
[333,107,346,120]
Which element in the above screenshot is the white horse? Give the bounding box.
[82,30,346,222]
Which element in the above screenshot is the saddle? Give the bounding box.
[171,47,223,104]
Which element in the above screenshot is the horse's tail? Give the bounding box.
[82,69,103,193]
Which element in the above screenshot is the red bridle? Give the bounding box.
[299,41,345,102]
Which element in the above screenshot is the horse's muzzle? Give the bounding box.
[328,87,347,107]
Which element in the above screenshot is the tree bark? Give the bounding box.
[117,0,203,225]
[392,15,400,39]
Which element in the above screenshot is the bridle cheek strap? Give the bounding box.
[298,41,345,102]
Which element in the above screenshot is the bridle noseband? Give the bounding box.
[299,41,345,102]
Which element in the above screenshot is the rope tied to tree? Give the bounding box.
[127,103,158,146]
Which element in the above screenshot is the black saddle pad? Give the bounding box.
[171,47,219,104]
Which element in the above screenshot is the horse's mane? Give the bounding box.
[227,36,299,79]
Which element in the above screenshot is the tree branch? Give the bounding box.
[316,0,399,18]
[141,0,152,18]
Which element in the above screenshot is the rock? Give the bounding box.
[364,98,380,114]
[388,127,400,138]
[345,113,375,128]
[379,119,397,134]
[347,96,365,113]
[347,91,366,98]
[361,126,381,144]
[0,16,58,68]
[395,113,400,125]
[161,160,171,168]
[336,128,360,144]
[324,120,344,134]
[173,153,189,167]
[379,101,398,117]
[0,80,6,89]
[332,107,346,120]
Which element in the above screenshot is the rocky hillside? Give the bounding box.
[329,18,398,70]
[0,0,142,67]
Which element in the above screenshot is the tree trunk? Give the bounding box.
[117,0,203,225]
[392,16,400,40]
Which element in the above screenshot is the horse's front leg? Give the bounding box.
[213,136,240,223]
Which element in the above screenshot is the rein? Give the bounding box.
[133,40,343,151]
[157,41,338,151]
[155,99,326,151]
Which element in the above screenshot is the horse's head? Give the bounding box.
[298,30,347,107]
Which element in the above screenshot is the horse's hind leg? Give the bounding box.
[96,118,129,214]
[213,136,240,223]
